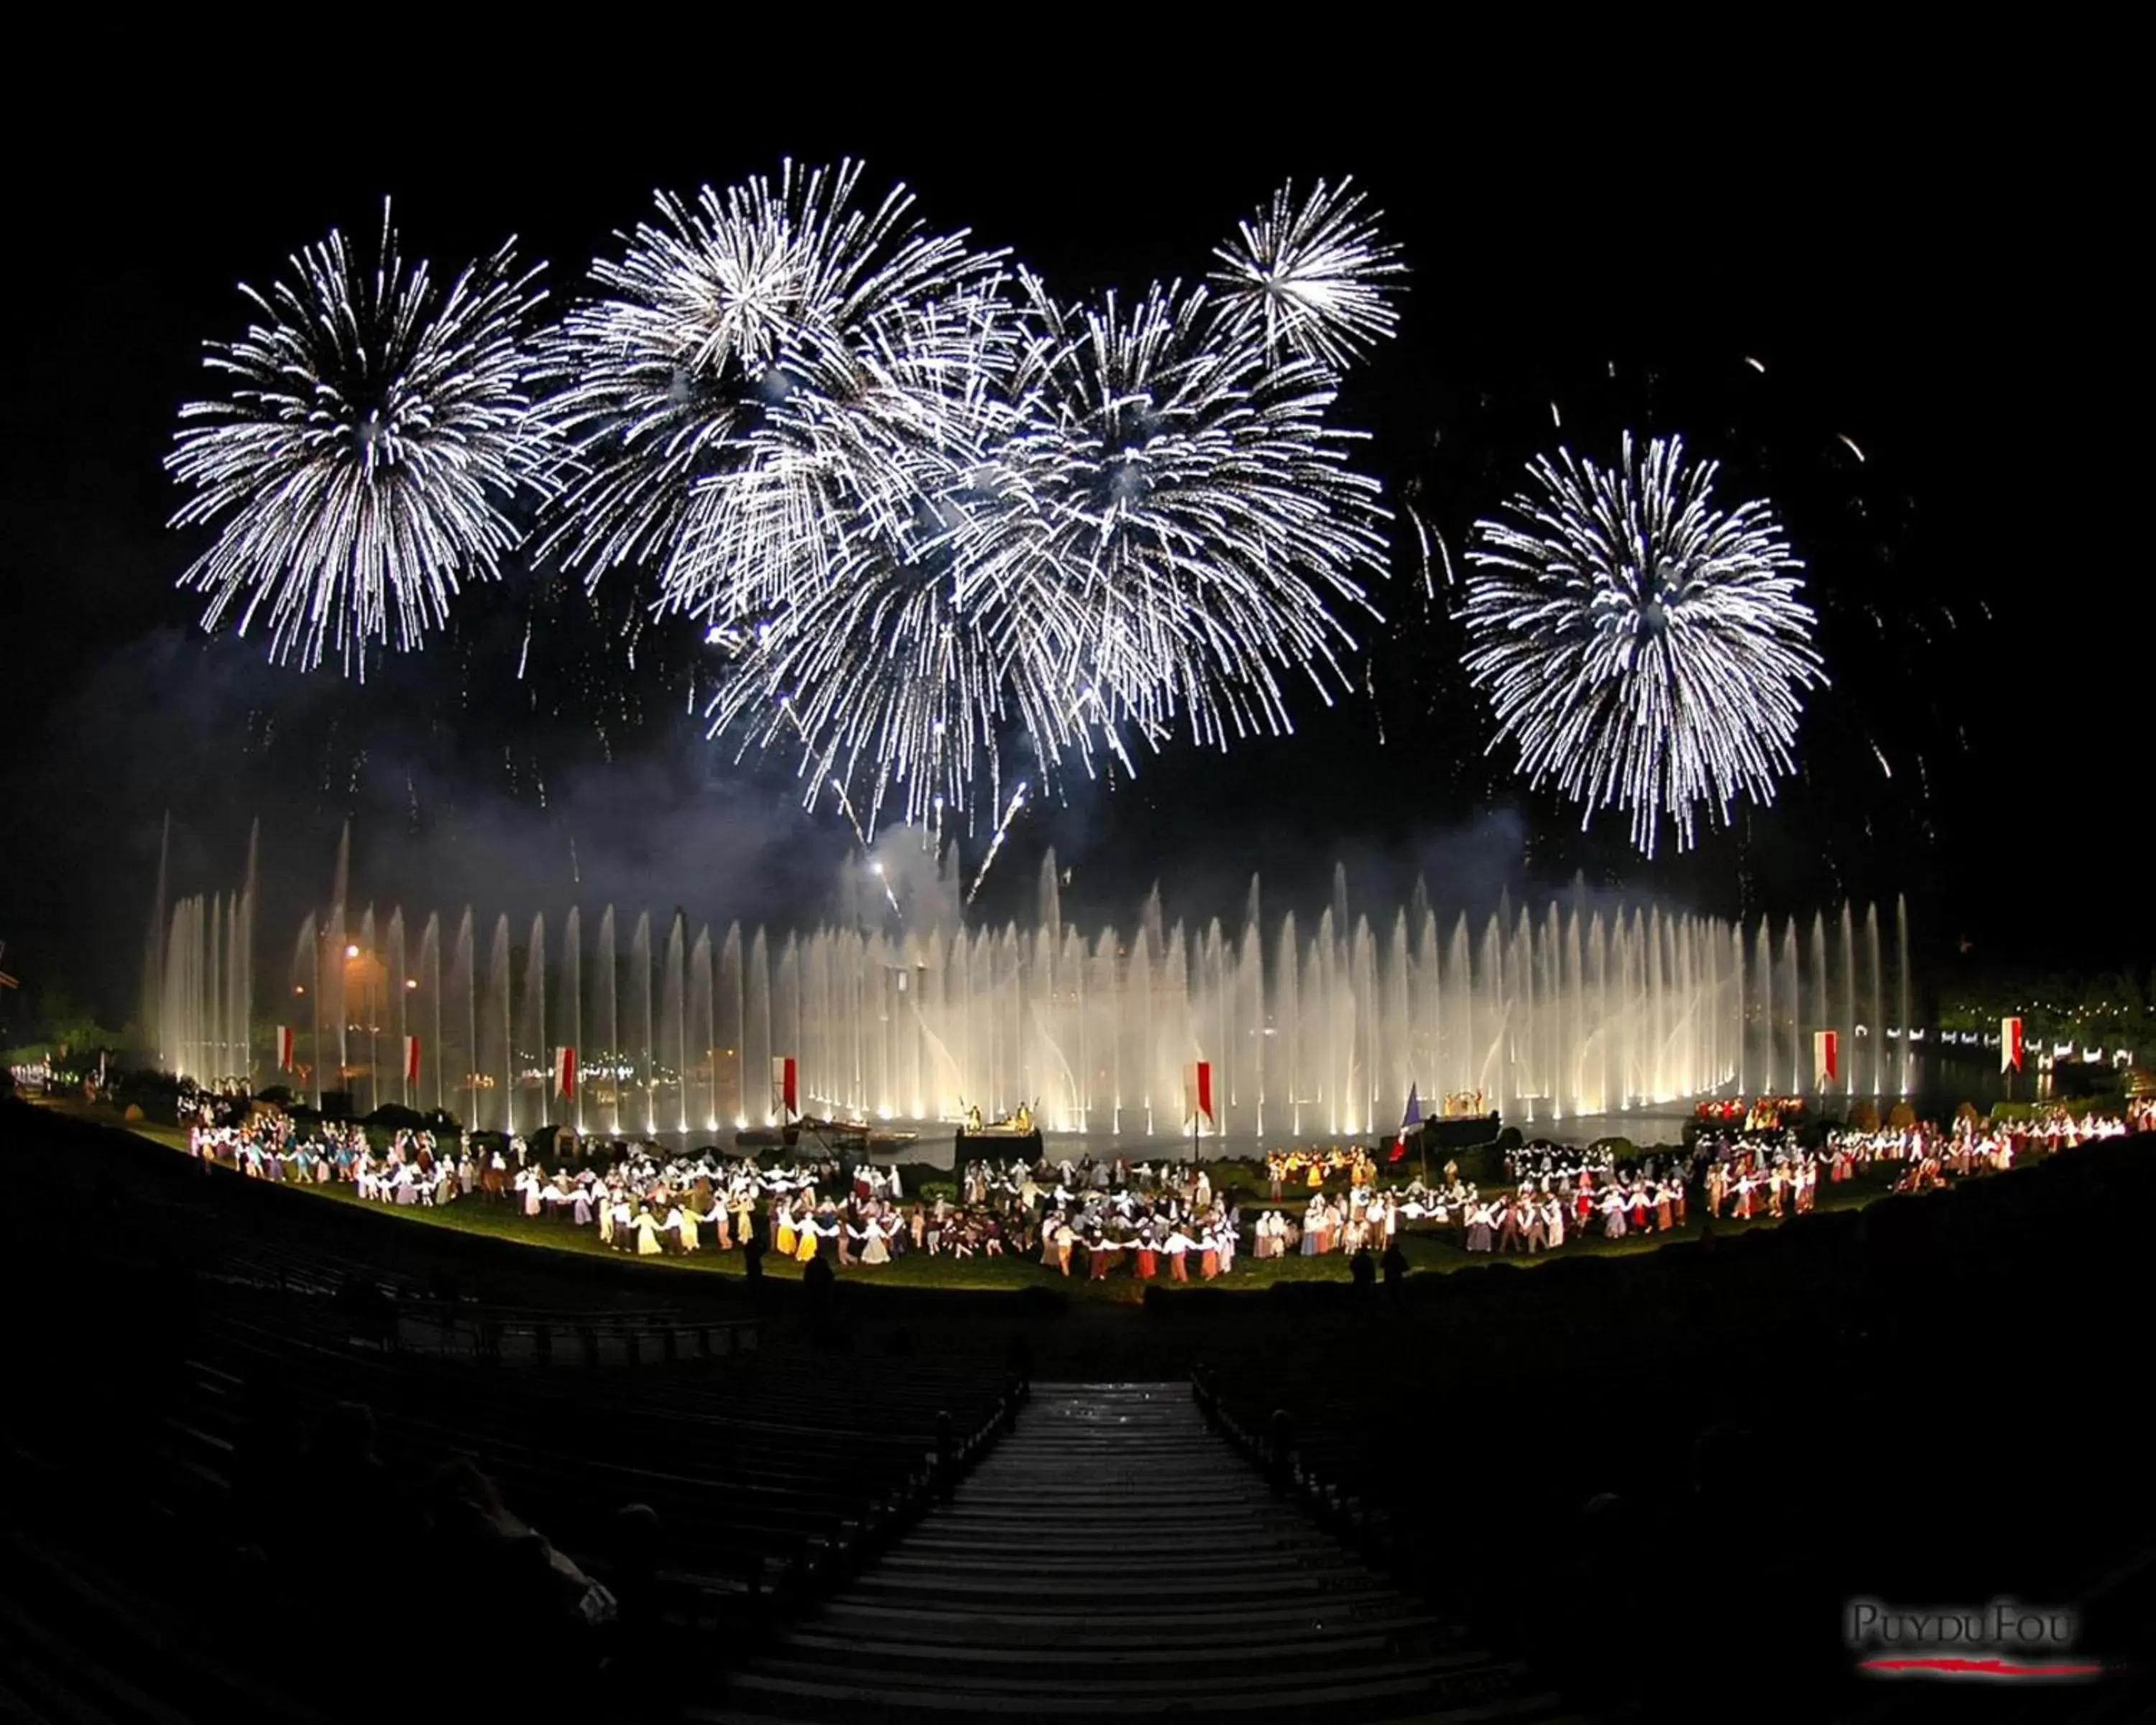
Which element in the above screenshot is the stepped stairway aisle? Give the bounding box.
[709,1382,1570,1722]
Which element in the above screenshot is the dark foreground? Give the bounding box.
[1,1096,2150,1722]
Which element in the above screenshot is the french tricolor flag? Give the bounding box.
[1393,1083,1423,1159]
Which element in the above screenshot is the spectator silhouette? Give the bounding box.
[295,1402,406,1613]
[1538,1491,1649,1710]
[1267,1409,1295,1495]
[1350,1244,1376,1292]
[423,1458,614,1652]
[1380,1240,1408,1298]
[336,1271,395,1349]
[604,1503,671,1711]
[609,1501,662,1630]
[803,1249,835,1330]
[144,1249,199,1390]
[232,1376,303,1560]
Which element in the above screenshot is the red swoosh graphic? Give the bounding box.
[1861,1656,2104,1678]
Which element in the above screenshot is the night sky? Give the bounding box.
[1,38,2137,1026]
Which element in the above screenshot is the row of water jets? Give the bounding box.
[145,823,1914,1141]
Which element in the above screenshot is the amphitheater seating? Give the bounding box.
[0,1100,1023,1721]
[0,1519,338,1725]
[1189,1135,2156,1716]
[178,1300,1012,1596]
[4,1302,1018,1721]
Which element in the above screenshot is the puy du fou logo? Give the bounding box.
[1846,1598,2104,1680]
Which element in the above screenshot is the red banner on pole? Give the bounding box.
[404,1036,421,1085]
[555,1046,576,1099]
[771,1055,797,1118]
[2001,1017,2024,1073]
[1184,1061,1214,1123]
[276,1025,294,1073]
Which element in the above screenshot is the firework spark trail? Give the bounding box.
[867,857,903,921]
[825,777,872,850]
[167,205,551,675]
[1462,433,1825,856]
[966,781,1030,905]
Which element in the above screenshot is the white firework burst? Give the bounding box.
[964,272,1389,753]
[167,205,550,675]
[1462,432,1825,855]
[1209,178,1405,368]
[699,305,1106,837]
[537,159,1006,624]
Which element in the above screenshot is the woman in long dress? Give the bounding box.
[860,1217,890,1266]
[775,1202,797,1259]
[634,1205,665,1257]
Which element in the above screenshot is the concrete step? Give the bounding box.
[893,1528,1320,1559]
[804,1590,1440,1642]
[713,1665,1565,1721]
[774,1622,1482,1674]
[844,1568,1361,1604]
